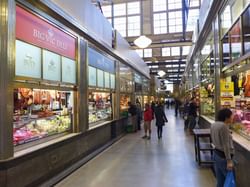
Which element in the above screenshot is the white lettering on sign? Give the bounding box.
[33,28,68,51]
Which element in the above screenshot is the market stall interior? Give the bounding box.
[220,4,250,140]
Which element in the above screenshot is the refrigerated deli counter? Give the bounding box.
[13,88,73,146]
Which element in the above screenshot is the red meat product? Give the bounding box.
[242,120,250,126]
[244,112,250,121]
[244,74,250,97]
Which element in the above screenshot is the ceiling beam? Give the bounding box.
[147,61,186,66]
[150,71,184,75]
[126,32,193,44]
[143,55,188,62]
[130,40,193,48]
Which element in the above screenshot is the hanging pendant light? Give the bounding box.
[158,70,166,77]
[134,35,152,48]
[134,0,152,49]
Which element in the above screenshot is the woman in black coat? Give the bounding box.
[154,103,168,139]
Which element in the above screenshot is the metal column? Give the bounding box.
[0,0,16,159]
[213,15,221,114]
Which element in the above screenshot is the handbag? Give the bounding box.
[184,115,188,120]
[224,171,236,187]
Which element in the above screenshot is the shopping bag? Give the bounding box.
[224,171,236,187]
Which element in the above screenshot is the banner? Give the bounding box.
[88,47,115,73]
[16,6,76,59]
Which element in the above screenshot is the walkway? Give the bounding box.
[55,109,216,187]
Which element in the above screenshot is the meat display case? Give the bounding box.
[88,92,112,124]
[13,88,73,146]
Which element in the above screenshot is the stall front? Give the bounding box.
[198,32,216,122]
[119,64,133,117]
[88,47,116,128]
[134,73,143,106]
[14,5,77,149]
[142,78,150,108]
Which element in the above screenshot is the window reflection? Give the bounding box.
[243,5,250,54]
[222,33,230,67]
[230,20,241,61]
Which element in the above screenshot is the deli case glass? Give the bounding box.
[13,88,73,146]
[88,92,112,125]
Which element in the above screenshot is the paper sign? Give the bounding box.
[97,69,104,87]
[16,40,41,78]
[62,57,76,84]
[104,72,110,88]
[43,50,61,81]
[89,66,97,86]
[110,74,115,89]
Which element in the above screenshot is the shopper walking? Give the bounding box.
[211,108,235,187]
[183,99,189,130]
[188,97,197,133]
[154,102,168,139]
[175,98,180,117]
[128,102,137,132]
[166,100,170,109]
[142,103,153,140]
[136,99,142,131]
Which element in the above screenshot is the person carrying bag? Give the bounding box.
[211,108,235,187]
[224,171,236,187]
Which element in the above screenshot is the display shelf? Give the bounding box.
[88,91,112,124]
[13,113,71,129]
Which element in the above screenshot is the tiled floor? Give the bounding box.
[55,109,216,187]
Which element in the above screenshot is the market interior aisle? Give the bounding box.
[55,109,216,187]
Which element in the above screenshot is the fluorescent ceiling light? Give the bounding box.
[134,35,152,48]
[151,65,159,68]
[158,70,166,77]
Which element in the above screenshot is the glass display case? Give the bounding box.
[221,73,250,140]
[232,108,250,140]
[88,92,112,124]
[13,88,73,146]
[200,56,214,117]
[120,94,131,111]
[200,84,215,118]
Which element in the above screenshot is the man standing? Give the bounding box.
[188,98,197,133]
[128,102,137,132]
[136,99,142,131]
[175,98,180,117]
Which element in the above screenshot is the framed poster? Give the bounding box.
[104,72,110,88]
[43,50,61,81]
[16,40,41,78]
[97,69,104,88]
[62,57,76,84]
[89,66,97,86]
[110,74,115,89]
